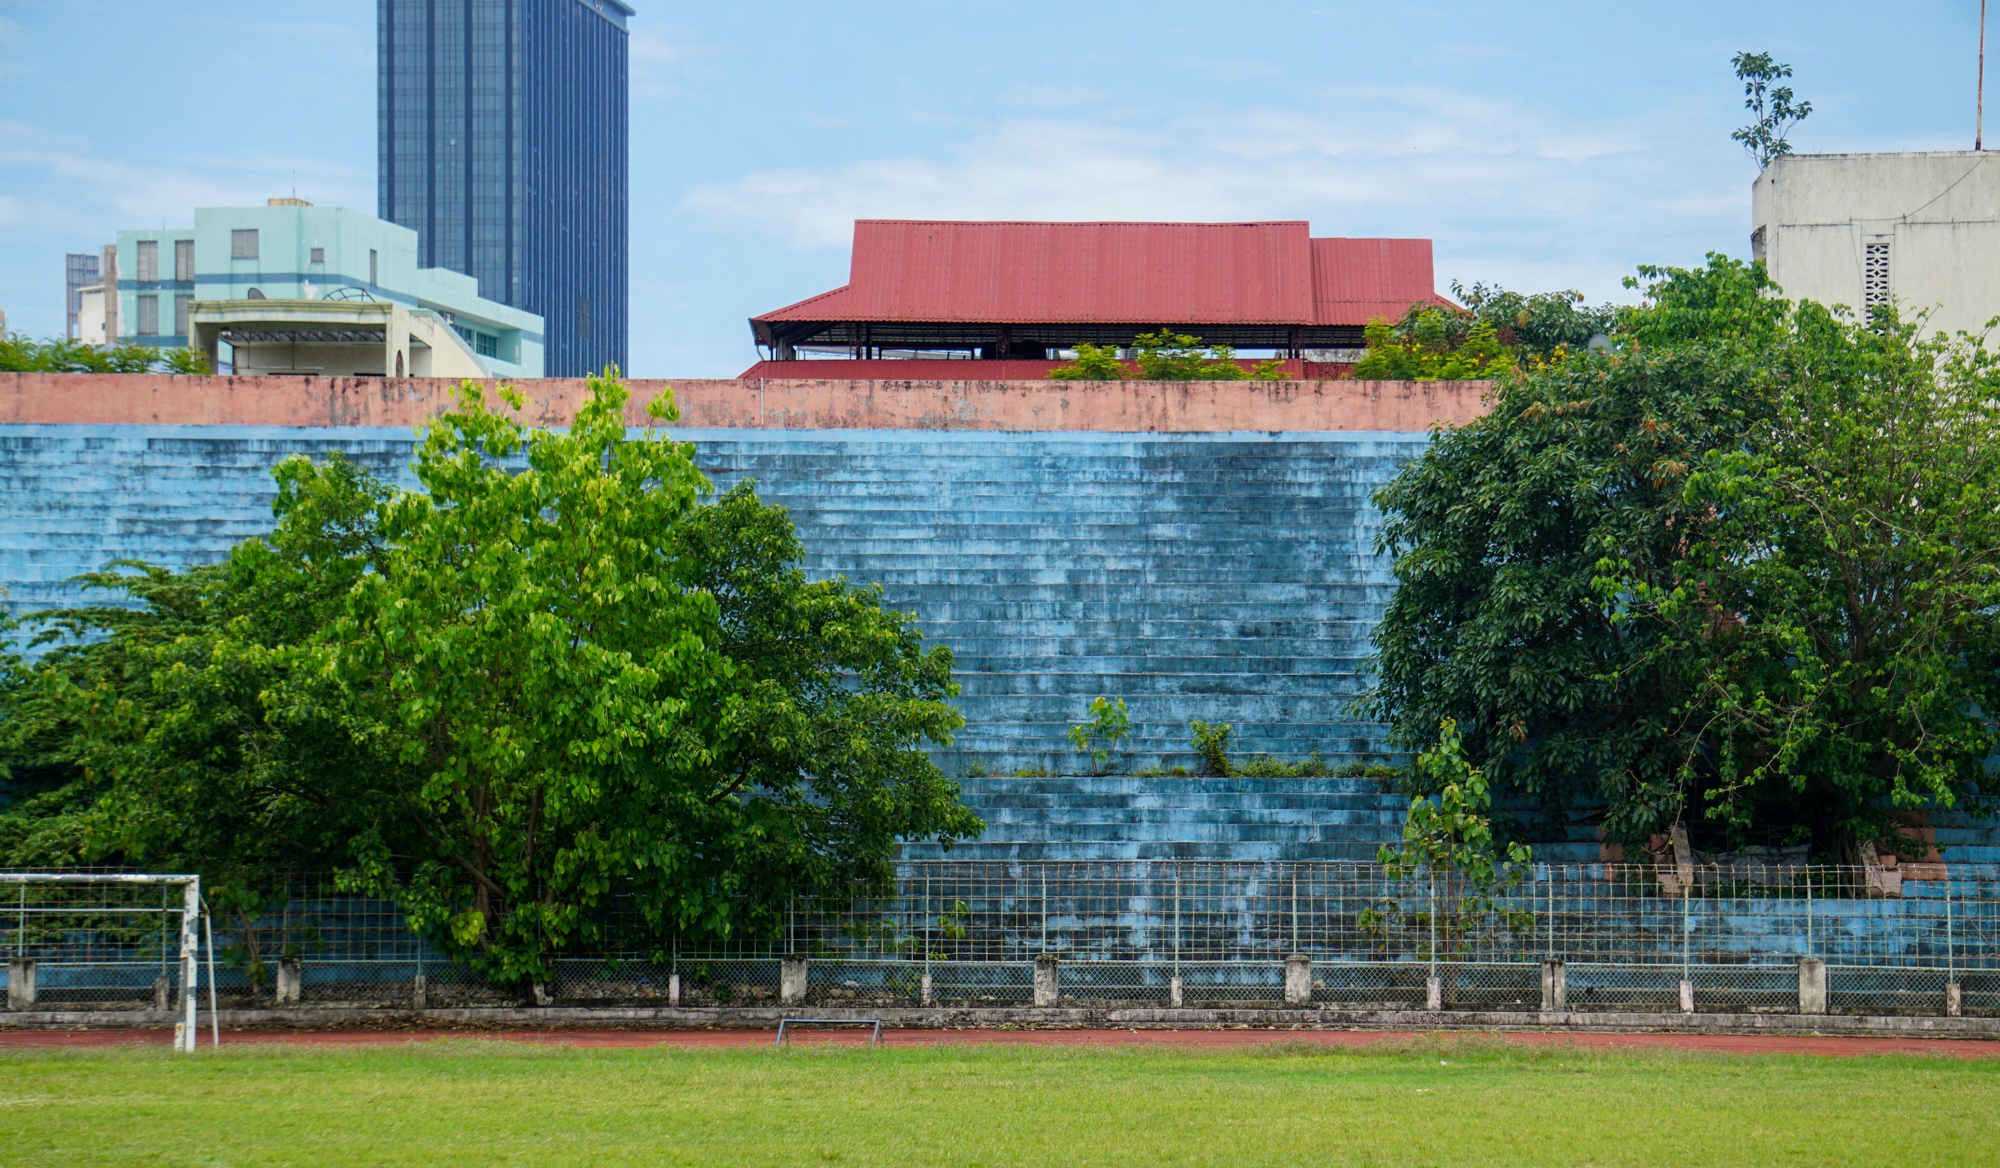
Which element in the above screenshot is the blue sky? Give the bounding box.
[0,0,1984,376]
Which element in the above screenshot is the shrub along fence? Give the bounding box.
[4,862,1997,1017]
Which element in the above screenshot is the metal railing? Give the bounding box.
[5,862,1997,1016]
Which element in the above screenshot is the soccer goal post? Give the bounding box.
[1,872,209,1052]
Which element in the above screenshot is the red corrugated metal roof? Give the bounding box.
[1311,238,1457,323]
[753,220,1441,328]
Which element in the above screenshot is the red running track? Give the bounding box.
[4,1027,1999,1058]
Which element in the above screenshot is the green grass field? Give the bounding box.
[4,1036,1998,1167]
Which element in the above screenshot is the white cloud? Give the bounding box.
[1000,82,1108,111]
[0,118,370,234]
[631,26,724,99]
[684,83,1749,301]
[688,83,1752,306]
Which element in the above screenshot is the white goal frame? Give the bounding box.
[2,873,211,1052]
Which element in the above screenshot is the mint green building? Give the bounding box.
[117,200,543,378]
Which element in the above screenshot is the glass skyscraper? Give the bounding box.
[378,0,629,378]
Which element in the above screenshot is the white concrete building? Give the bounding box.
[1752,151,2000,340]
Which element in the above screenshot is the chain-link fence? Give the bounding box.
[7,862,1999,1016]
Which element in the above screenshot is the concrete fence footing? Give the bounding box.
[920,974,933,1007]
[153,976,170,1013]
[1948,982,1964,1017]
[275,957,301,1006]
[780,956,809,1007]
[1540,960,1566,1012]
[667,974,680,1008]
[1033,955,1059,1007]
[411,974,427,1012]
[1169,976,1183,1008]
[1284,955,1312,1006]
[1798,958,1828,1015]
[1425,976,1442,1011]
[6,959,35,1010]
[1679,979,1695,1014]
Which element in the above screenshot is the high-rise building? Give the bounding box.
[65,252,101,339]
[377,0,630,379]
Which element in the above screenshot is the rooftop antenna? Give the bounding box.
[1981,0,1988,150]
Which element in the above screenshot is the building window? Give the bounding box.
[369,249,378,285]
[136,294,159,336]
[232,229,259,260]
[174,238,194,282]
[1863,241,1891,312]
[310,247,325,265]
[135,239,158,282]
[173,294,190,337]
[452,324,500,358]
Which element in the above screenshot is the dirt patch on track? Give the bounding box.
[7,1026,2000,1058]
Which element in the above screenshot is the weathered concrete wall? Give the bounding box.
[1752,151,2000,339]
[0,372,1489,432]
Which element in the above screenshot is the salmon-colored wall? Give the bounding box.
[0,373,1491,432]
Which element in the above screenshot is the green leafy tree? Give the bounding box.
[0,336,209,374]
[1049,332,1285,380]
[1451,282,1617,358]
[2,375,978,988]
[1367,252,2000,856]
[1618,254,1790,348]
[1362,720,1533,961]
[309,375,977,984]
[1362,257,1783,847]
[1047,343,1129,381]
[1731,51,1812,167]
[1067,697,1130,775]
[1601,306,2000,854]
[1350,284,1616,381]
[1351,313,1516,381]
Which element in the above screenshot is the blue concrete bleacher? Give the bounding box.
[9,422,2000,866]
[0,423,1430,862]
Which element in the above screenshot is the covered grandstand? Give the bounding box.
[742,219,1454,379]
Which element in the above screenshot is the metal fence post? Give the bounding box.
[1545,865,1553,959]
[1805,867,1815,957]
[1681,872,1691,984]
[1945,868,1956,979]
[1945,868,1958,1014]
[1290,870,1299,955]
[1427,868,1439,1009]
